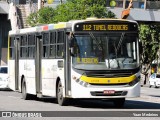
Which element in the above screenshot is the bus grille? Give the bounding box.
[86,73,132,78]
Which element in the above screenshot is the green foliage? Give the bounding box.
[67,0,106,6]
[27,0,115,26]
[26,7,55,26]
[26,12,38,27]
[38,7,56,24]
[139,24,160,67]
[54,0,115,22]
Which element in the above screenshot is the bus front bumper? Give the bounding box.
[70,81,140,99]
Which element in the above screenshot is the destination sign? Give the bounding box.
[83,24,128,31]
[74,22,138,32]
[76,57,99,64]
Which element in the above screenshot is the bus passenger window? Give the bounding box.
[43,46,49,58]
[9,48,15,59]
[57,45,64,58]
[28,35,35,45]
[50,45,56,58]
[50,32,56,44]
[9,37,15,59]
[43,33,50,58]
[28,47,35,58]
[56,31,64,58]
[21,35,27,46]
[20,47,28,58]
[57,32,64,43]
[43,33,49,44]
[28,34,35,58]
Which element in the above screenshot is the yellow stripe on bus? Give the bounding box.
[54,23,66,29]
[80,75,136,84]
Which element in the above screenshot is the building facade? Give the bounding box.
[0,1,11,65]
[107,0,160,22]
[0,0,160,65]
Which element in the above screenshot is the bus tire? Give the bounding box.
[113,98,125,108]
[22,80,30,100]
[56,81,67,106]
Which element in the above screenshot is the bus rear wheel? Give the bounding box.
[113,98,125,108]
[22,80,30,100]
[57,81,67,106]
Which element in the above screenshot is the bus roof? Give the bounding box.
[9,18,138,35]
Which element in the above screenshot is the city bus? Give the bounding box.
[8,18,140,107]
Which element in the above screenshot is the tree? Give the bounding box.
[26,12,38,27]
[38,7,56,24]
[54,0,115,22]
[139,24,160,82]
[26,0,115,26]
[26,7,56,26]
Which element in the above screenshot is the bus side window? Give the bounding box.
[20,35,28,58]
[50,32,56,58]
[28,34,35,58]
[57,31,64,58]
[43,33,49,58]
[9,37,15,59]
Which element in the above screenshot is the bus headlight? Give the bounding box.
[79,80,89,87]
[72,75,89,87]
[128,77,140,86]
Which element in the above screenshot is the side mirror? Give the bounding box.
[70,47,75,56]
[69,38,75,56]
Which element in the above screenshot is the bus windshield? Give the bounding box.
[72,32,139,70]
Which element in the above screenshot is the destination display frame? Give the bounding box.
[74,21,138,32]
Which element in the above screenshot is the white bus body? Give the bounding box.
[8,18,140,107]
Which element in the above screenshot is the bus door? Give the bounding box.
[35,35,42,96]
[15,37,20,91]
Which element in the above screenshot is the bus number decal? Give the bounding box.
[83,25,92,30]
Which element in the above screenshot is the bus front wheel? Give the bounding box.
[22,80,30,100]
[113,98,125,108]
[56,81,67,106]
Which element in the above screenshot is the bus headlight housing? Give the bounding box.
[72,75,89,87]
[128,77,140,86]
[77,79,89,87]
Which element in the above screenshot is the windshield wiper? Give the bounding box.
[89,32,102,50]
[115,33,125,57]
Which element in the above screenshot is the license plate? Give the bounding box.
[103,90,115,94]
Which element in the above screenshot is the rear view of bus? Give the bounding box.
[68,19,140,107]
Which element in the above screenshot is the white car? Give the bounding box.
[0,66,9,89]
[149,73,160,88]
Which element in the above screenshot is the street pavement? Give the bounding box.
[0,85,160,120]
